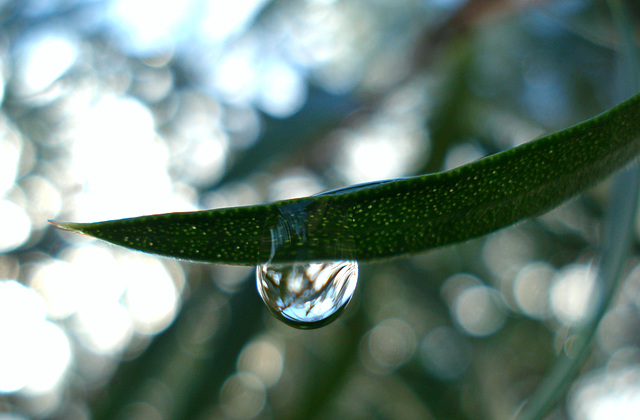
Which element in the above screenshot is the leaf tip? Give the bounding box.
[48,220,89,236]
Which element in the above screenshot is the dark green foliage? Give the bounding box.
[54,92,640,265]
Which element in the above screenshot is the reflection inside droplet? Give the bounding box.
[256,261,358,329]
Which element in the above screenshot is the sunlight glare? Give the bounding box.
[37,244,184,353]
[211,45,258,105]
[336,87,428,183]
[107,0,193,53]
[68,95,191,221]
[339,124,422,184]
[21,321,72,395]
[65,245,132,354]
[571,366,640,420]
[30,259,79,320]
[73,300,133,355]
[13,29,78,96]
[0,200,32,253]
[0,125,22,197]
[201,0,270,41]
[0,281,71,395]
[122,255,182,335]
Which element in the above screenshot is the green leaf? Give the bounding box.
[52,92,640,266]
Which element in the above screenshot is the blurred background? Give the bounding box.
[1,0,639,418]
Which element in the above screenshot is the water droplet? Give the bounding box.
[256,196,359,328]
[256,260,358,329]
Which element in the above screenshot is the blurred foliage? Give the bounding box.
[1,0,640,420]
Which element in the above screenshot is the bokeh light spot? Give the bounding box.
[268,169,325,201]
[22,175,63,230]
[220,372,266,419]
[483,229,536,282]
[444,142,486,171]
[551,263,598,326]
[453,285,506,337]
[361,318,417,374]
[237,337,284,388]
[338,120,425,184]
[420,326,472,380]
[514,262,555,319]
[256,60,307,117]
[0,200,32,253]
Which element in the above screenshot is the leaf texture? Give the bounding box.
[53,93,640,265]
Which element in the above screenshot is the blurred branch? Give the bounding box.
[412,0,552,69]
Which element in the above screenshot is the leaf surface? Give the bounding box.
[53,93,640,265]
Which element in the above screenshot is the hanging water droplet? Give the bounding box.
[256,260,358,329]
[256,195,359,328]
